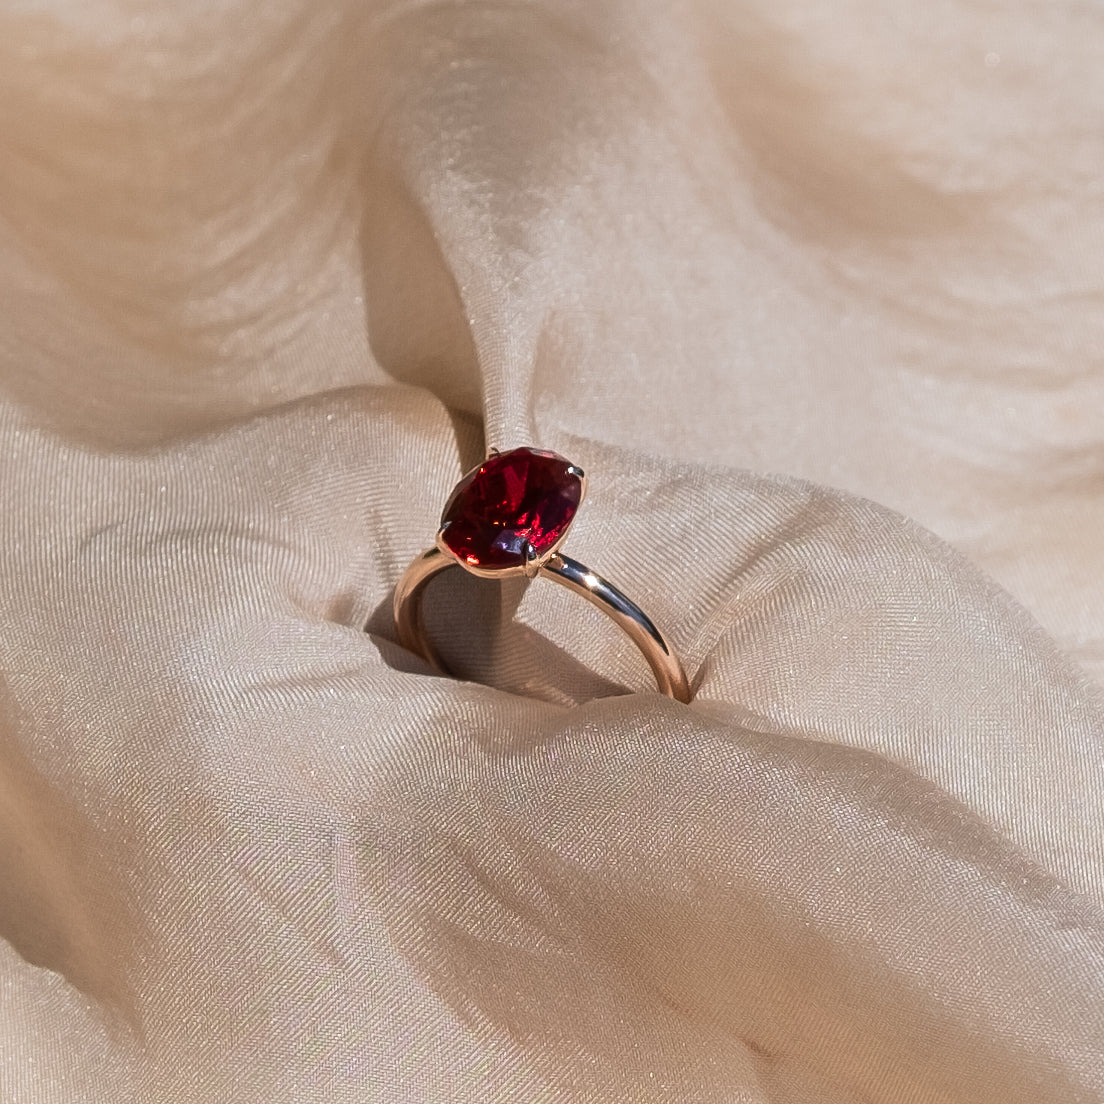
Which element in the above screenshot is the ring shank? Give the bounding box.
[392,548,690,703]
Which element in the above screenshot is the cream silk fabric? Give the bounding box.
[2,1,1103,1101]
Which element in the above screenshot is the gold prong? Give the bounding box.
[522,540,541,578]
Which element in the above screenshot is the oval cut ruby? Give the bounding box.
[439,447,583,569]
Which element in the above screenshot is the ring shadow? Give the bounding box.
[366,567,629,706]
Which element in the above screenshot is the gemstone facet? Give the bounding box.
[439,448,584,571]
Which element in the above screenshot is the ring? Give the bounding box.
[393,447,691,703]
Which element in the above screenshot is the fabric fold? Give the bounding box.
[2,1,1103,1101]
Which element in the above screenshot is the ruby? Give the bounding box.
[439,447,584,569]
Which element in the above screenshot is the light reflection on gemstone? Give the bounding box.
[439,447,583,570]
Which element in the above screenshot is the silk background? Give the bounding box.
[1,1,1103,1101]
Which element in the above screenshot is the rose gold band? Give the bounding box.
[393,546,691,703]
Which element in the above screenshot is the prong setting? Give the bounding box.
[522,540,541,578]
[392,445,691,702]
[436,447,584,577]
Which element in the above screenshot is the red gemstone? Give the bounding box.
[439,448,583,569]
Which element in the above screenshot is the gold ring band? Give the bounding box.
[391,447,690,703]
